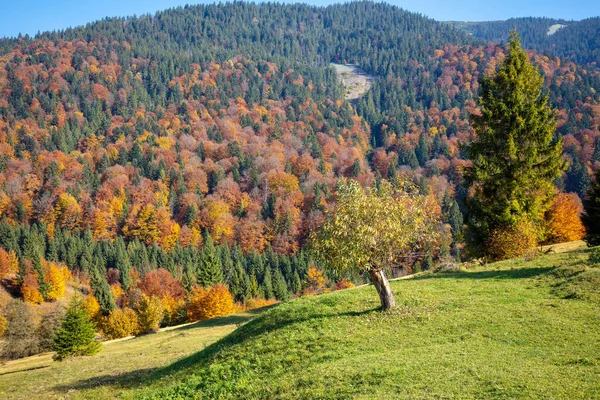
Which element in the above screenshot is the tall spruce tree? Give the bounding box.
[464,31,564,257]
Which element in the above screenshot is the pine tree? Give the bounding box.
[249,272,259,298]
[351,158,361,177]
[443,195,463,242]
[115,238,131,290]
[196,233,223,287]
[90,264,115,316]
[464,31,564,256]
[292,270,302,295]
[261,266,274,299]
[272,268,289,301]
[53,297,100,361]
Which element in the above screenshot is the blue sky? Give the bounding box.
[1,0,599,38]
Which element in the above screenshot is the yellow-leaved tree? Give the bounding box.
[311,179,441,310]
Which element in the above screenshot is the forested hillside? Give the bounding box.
[0,1,599,354]
[450,17,600,65]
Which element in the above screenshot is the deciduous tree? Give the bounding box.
[312,179,440,310]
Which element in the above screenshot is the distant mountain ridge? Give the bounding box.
[448,17,600,65]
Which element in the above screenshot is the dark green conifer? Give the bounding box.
[53,297,100,361]
[196,233,223,286]
[582,169,600,246]
[464,31,564,255]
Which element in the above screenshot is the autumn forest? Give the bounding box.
[0,1,599,360]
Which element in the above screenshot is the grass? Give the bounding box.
[1,247,599,399]
[135,248,600,399]
[0,309,267,399]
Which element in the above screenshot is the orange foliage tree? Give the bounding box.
[0,249,18,279]
[83,294,101,322]
[545,192,586,243]
[21,273,44,304]
[186,284,235,321]
[303,265,328,295]
[137,269,185,300]
[42,261,70,301]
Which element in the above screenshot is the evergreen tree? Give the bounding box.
[115,238,131,290]
[582,169,600,246]
[443,195,463,242]
[90,265,115,315]
[261,266,273,299]
[464,31,564,256]
[249,272,260,298]
[53,297,101,361]
[196,233,223,286]
[351,158,361,177]
[272,268,289,301]
[291,270,302,295]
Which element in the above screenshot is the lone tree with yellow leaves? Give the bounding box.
[311,179,440,310]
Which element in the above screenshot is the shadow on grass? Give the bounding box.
[53,305,377,394]
[411,267,552,282]
[0,364,49,376]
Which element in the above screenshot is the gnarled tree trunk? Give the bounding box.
[369,269,395,310]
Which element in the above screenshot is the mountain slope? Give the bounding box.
[450,17,600,65]
[135,248,600,399]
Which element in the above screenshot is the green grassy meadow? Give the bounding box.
[0,309,266,399]
[1,246,599,399]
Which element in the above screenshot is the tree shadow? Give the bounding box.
[0,364,49,376]
[52,307,377,394]
[411,267,552,281]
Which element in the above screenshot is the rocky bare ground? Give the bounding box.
[331,63,375,100]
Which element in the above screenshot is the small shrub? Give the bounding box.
[246,298,277,310]
[486,219,538,261]
[588,247,600,265]
[435,256,461,273]
[53,298,100,361]
[334,279,355,290]
[412,262,422,273]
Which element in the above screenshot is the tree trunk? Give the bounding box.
[369,269,395,310]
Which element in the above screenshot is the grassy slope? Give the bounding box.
[135,248,600,399]
[0,247,598,399]
[0,309,266,399]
